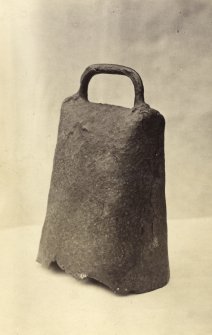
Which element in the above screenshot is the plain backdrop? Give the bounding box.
[1,0,212,228]
[1,2,212,335]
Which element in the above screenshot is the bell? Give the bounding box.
[37,64,170,295]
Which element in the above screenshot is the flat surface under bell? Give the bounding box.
[1,218,211,334]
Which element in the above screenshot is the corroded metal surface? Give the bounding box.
[37,64,169,295]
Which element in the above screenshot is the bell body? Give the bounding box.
[37,64,170,294]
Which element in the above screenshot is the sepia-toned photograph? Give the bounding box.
[1,0,212,334]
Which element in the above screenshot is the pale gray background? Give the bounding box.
[1,0,212,228]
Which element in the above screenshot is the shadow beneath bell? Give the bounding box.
[49,261,65,273]
[49,262,112,294]
[84,277,134,297]
[83,277,115,295]
[49,262,128,296]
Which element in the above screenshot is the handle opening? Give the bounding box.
[78,64,145,107]
[88,74,135,108]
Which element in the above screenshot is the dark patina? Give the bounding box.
[37,64,170,294]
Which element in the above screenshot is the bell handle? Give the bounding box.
[78,64,144,107]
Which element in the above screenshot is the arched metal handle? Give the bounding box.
[78,64,145,107]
